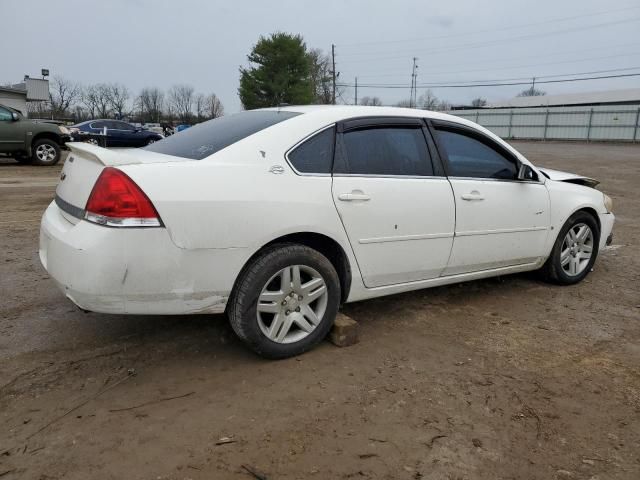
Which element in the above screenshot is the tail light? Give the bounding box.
[84,167,162,227]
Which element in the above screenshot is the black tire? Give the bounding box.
[228,243,341,359]
[539,210,600,285]
[31,138,61,166]
[145,137,157,146]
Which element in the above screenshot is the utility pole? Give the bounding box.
[331,44,336,105]
[531,76,536,94]
[355,77,358,105]
[410,57,418,108]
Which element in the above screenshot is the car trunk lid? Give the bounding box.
[55,143,183,224]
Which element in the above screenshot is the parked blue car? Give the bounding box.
[175,124,191,132]
[70,119,163,147]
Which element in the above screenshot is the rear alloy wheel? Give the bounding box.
[539,211,600,285]
[228,244,341,359]
[31,139,61,166]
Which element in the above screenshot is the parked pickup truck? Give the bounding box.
[0,103,71,165]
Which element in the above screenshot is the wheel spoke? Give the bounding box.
[301,277,324,295]
[267,313,286,340]
[291,265,302,291]
[567,229,577,243]
[301,304,320,326]
[560,248,571,267]
[570,256,579,275]
[259,290,284,303]
[304,284,327,304]
[294,314,314,333]
[581,244,593,254]
[280,267,291,291]
[275,316,294,342]
[257,302,280,314]
[576,225,589,243]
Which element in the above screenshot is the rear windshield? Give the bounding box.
[144,110,300,160]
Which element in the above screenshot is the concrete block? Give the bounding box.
[329,313,359,347]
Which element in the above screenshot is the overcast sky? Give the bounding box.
[2,0,639,113]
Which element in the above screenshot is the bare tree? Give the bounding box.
[169,84,195,123]
[359,96,382,106]
[107,83,130,119]
[82,85,98,118]
[206,93,224,119]
[82,84,111,118]
[395,99,412,108]
[417,90,439,110]
[138,87,164,123]
[436,99,452,111]
[308,48,333,104]
[194,93,206,121]
[517,86,546,97]
[471,97,487,108]
[50,76,81,117]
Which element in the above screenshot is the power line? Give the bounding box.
[337,72,640,89]
[338,5,640,48]
[349,50,640,80]
[347,67,640,87]
[339,17,640,63]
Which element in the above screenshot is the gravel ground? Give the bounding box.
[0,141,639,480]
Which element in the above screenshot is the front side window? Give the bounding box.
[0,107,13,121]
[90,121,107,130]
[435,128,517,180]
[145,110,300,160]
[110,121,134,131]
[335,126,433,176]
[288,127,334,174]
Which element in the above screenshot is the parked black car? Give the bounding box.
[70,120,163,147]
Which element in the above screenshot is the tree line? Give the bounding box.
[30,79,224,124]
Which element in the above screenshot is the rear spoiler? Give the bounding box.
[67,142,143,166]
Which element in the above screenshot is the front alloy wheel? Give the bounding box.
[228,244,341,359]
[31,139,61,166]
[560,223,594,277]
[539,211,600,285]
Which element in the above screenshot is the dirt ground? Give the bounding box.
[0,141,639,480]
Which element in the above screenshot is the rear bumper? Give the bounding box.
[39,201,248,315]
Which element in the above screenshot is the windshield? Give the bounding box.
[144,110,300,160]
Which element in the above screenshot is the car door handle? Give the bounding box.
[461,191,485,201]
[338,192,371,202]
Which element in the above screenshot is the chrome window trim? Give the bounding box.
[447,176,545,185]
[284,124,336,177]
[333,174,448,180]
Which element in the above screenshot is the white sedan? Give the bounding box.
[40,106,615,358]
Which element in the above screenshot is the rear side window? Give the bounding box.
[91,121,107,129]
[287,127,334,174]
[435,128,517,180]
[335,126,433,176]
[145,110,300,160]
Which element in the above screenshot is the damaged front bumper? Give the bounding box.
[39,201,248,315]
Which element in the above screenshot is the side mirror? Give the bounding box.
[517,163,537,182]
[11,112,19,121]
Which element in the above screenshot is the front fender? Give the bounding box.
[544,180,607,255]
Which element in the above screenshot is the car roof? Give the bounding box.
[260,104,470,125]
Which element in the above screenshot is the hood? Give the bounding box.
[538,167,599,188]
